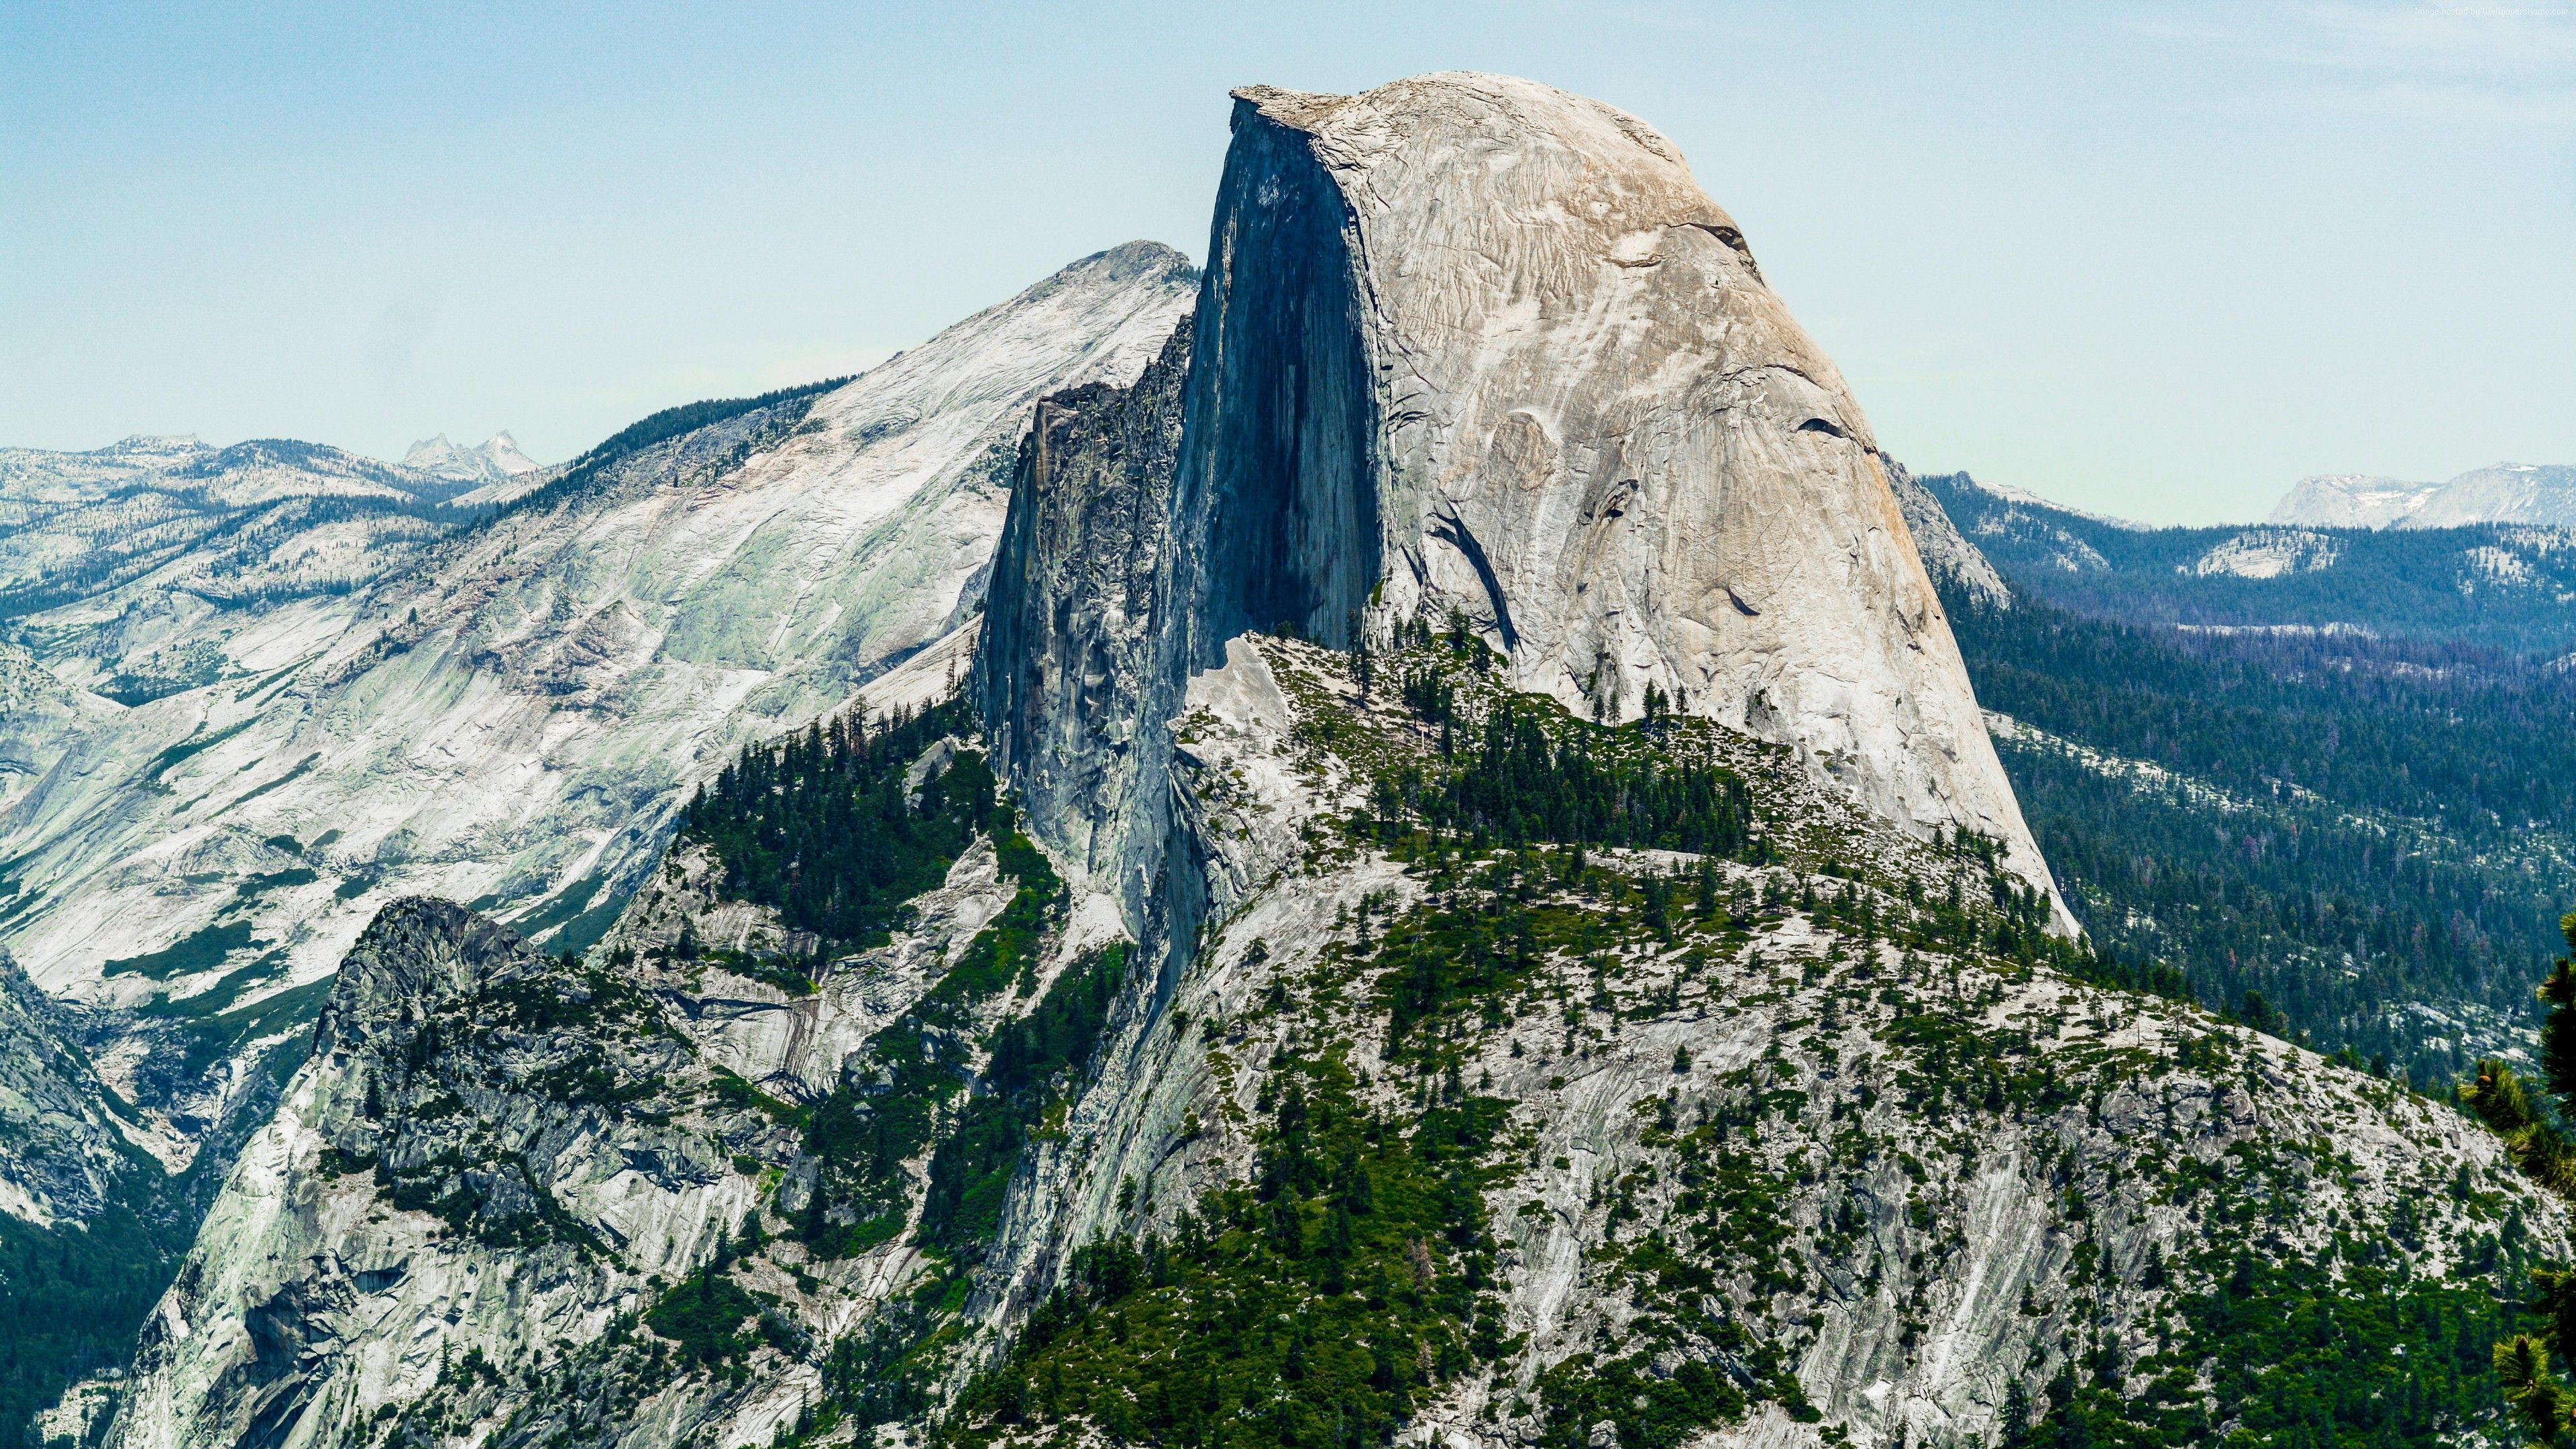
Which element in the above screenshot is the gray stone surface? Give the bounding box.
[0,242,1194,1011]
[972,635,2568,1449]
[972,319,1193,892]
[1880,455,2008,610]
[1171,74,2056,904]
[0,951,147,1225]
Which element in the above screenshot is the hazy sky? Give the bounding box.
[5,1,2569,523]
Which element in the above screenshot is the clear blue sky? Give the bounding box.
[5,1,2569,523]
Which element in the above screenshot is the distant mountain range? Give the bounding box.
[2269,462,2576,529]
[400,431,541,492]
[1921,470,2576,653]
[0,433,541,710]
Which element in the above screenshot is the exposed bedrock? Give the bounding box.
[1218,75,2047,895]
[972,321,1191,906]
[982,71,2059,920]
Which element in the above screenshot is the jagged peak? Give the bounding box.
[400,431,538,482]
[313,898,535,1057]
[478,430,539,474]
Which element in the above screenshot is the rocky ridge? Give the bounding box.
[1879,457,2007,611]
[2266,475,2444,531]
[101,696,1146,1449]
[972,319,1193,891]
[100,627,2560,1449]
[0,435,475,710]
[2271,464,2576,531]
[0,952,158,1225]
[402,433,541,491]
[949,633,2553,1449]
[0,241,1194,1015]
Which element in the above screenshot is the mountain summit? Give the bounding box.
[400,431,541,485]
[2269,462,2576,529]
[982,72,2057,922]
[1216,75,2045,888]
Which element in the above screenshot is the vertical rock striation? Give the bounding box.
[971,321,1193,900]
[1209,75,2044,888]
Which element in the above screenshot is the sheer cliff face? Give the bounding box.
[1175,74,2048,896]
[1880,454,2010,612]
[972,321,1192,890]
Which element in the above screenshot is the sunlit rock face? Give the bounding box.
[972,320,1193,894]
[0,243,1196,1008]
[1147,72,2055,904]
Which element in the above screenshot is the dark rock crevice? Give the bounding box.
[975,95,1392,953]
[1165,98,1383,661]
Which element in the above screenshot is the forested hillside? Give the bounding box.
[1923,472,2576,653]
[1939,534,2576,1083]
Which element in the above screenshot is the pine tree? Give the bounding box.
[2466,909,2576,1440]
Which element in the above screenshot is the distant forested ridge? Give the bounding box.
[1939,548,2576,1083]
[1923,472,2576,653]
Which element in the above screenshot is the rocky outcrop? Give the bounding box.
[2186,528,2345,580]
[104,731,1121,1449]
[0,951,149,1226]
[972,319,1193,892]
[1173,76,2047,892]
[1880,455,2008,610]
[2267,474,2441,529]
[2404,462,2576,530]
[107,899,799,1449]
[400,433,539,494]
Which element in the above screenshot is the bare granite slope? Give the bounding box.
[1175,76,2046,894]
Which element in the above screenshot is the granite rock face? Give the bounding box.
[104,769,1114,1449]
[978,75,2056,944]
[0,952,147,1226]
[0,243,1195,1012]
[107,900,754,1449]
[1167,74,2052,898]
[1880,456,2008,610]
[972,319,1193,896]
